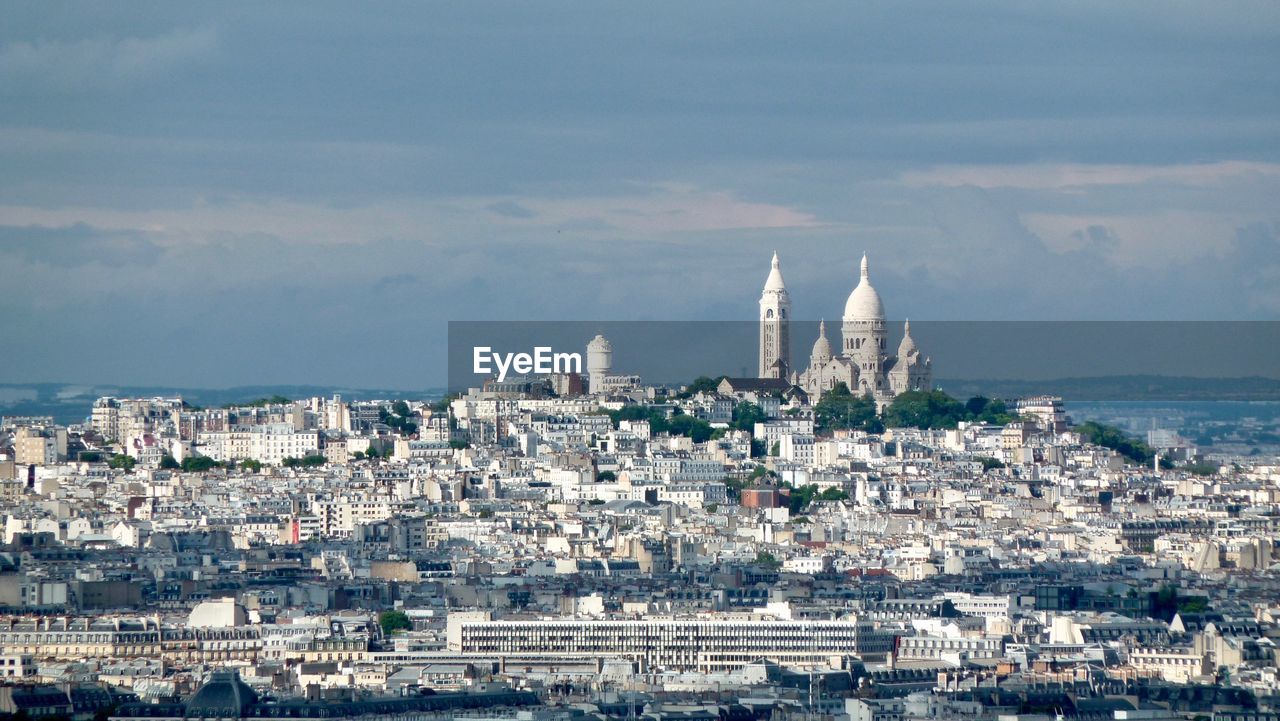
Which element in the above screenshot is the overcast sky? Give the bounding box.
[2,2,1278,388]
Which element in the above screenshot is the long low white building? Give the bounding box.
[446,612,895,672]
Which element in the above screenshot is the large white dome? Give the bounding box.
[843,255,885,321]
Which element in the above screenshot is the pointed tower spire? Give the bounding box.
[818,319,827,338]
[860,253,869,280]
[764,251,787,292]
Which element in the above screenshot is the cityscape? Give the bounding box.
[1,251,1278,721]
[2,5,1279,721]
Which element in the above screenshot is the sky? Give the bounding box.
[1,1,1278,388]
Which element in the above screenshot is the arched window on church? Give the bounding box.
[780,309,786,318]
[766,309,774,319]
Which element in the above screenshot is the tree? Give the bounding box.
[817,487,849,501]
[813,383,883,434]
[723,477,746,502]
[240,459,263,472]
[430,394,459,415]
[770,441,780,456]
[392,400,411,417]
[181,456,220,472]
[732,402,767,432]
[597,470,617,482]
[159,455,180,470]
[448,440,470,450]
[964,396,1019,424]
[379,610,413,634]
[677,375,726,398]
[667,413,715,443]
[108,454,136,472]
[755,551,781,570]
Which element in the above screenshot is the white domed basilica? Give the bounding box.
[759,253,932,406]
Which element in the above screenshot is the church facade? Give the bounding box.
[758,253,932,406]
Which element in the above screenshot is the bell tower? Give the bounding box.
[759,252,791,379]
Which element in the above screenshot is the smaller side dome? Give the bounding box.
[897,319,917,358]
[810,320,833,363]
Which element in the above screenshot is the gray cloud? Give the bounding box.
[486,201,537,219]
[0,1,1276,386]
[0,27,218,92]
[0,223,162,267]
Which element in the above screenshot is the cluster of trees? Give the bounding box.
[158,455,224,473]
[1182,461,1220,476]
[378,610,413,634]
[808,386,1022,434]
[107,454,136,471]
[814,383,883,433]
[784,483,849,514]
[882,391,1019,430]
[159,455,224,472]
[606,405,719,443]
[731,401,767,432]
[222,394,291,409]
[754,551,781,570]
[1074,421,1161,465]
[379,401,418,436]
[722,466,777,501]
[282,455,327,468]
[429,394,458,415]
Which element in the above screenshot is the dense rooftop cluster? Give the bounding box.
[0,383,1276,721]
